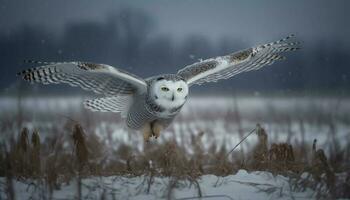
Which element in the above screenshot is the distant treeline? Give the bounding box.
[1,7,349,94]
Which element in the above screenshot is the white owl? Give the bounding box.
[18,35,300,141]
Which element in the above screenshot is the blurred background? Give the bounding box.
[1,1,350,199]
[1,0,350,95]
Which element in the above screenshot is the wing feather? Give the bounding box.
[177,34,300,86]
[126,96,156,129]
[17,62,147,95]
[84,96,132,117]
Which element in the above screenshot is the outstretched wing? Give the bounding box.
[177,34,300,86]
[84,96,132,117]
[17,61,147,95]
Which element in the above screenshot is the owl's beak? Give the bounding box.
[171,94,175,101]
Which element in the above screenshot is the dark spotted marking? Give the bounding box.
[77,62,105,70]
[178,60,218,81]
[228,48,253,63]
[36,71,41,79]
[42,68,48,76]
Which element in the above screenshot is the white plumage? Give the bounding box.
[18,35,300,141]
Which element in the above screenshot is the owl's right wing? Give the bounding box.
[17,61,147,95]
[177,34,300,86]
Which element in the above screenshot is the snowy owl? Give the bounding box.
[17,35,300,141]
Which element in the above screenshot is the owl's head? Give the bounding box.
[150,76,189,110]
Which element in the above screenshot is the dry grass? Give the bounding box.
[0,121,349,199]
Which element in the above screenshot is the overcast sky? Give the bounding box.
[1,0,349,44]
[1,0,349,93]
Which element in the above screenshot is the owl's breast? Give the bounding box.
[157,104,184,119]
[145,96,185,119]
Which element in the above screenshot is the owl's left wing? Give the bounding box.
[177,34,300,86]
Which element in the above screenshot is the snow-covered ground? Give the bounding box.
[0,170,315,200]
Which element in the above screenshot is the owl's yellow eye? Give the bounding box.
[161,86,169,91]
[177,88,183,92]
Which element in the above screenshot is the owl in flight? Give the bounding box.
[18,35,300,141]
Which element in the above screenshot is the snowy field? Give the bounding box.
[0,95,349,199]
[1,170,317,200]
[1,95,349,152]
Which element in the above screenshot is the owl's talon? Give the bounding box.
[143,132,152,142]
[143,136,150,142]
[143,135,151,142]
[142,123,153,142]
[152,122,163,139]
[151,132,159,139]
